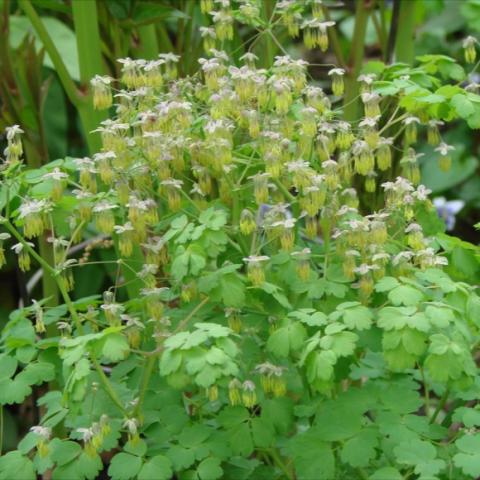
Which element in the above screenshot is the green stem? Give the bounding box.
[394,0,418,64]
[321,219,332,279]
[371,8,386,55]
[268,448,294,480]
[38,236,59,320]
[258,0,276,68]
[156,23,174,53]
[429,387,450,424]
[272,178,295,204]
[136,24,159,59]
[420,366,430,415]
[134,355,155,420]
[19,0,79,106]
[91,355,128,415]
[133,296,210,418]
[322,5,346,68]
[72,0,105,82]
[343,0,371,121]
[182,0,196,71]
[72,0,107,152]
[113,243,144,300]
[378,0,388,44]
[0,0,17,93]
[0,405,3,456]
[356,467,370,480]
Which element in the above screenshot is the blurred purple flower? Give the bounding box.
[433,197,464,231]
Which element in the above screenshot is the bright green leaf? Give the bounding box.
[108,453,142,480]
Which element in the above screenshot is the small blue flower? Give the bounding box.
[433,197,464,231]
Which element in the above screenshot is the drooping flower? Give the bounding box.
[463,36,478,64]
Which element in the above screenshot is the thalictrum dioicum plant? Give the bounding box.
[1,25,480,480]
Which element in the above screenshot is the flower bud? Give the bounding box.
[126,326,142,349]
[405,223,425,251]
[305,86,328,113]
[323,159,339,190]
[435,142,455,172]
[200,26,216,52]
[372,253,389,280]
[463,36,477,64]
[228,378,242,406]
[5,125,24,163]
[117,58,140,88]
[359,117,380,149]
[181,281,197,303]
[251,173,270,205]
[101,292,124,327]
[243,255,269,286]
[393,251,414,276]
[305,215,318,239]
[376,138,393,171]
[365,171,377,193]
[242,380,257,408]
[274,218,296,251]
[319,21,335,51]
[61,269,75,292]
[42,167,68,202]
[343,250,360,280]
[240,209,256,235]
[337,152,353,183]
[18,199,51,239]
[272,373,287,397]
[361,92,381,118]
[32,300,45,334]
[400,148,422,185]
[0,233,10,269]
[91,75,113,110]
[207,384,218,402]
[265,152,283,178]
[301,183,326,216]
[219,178,233,205]
[328,68,345,97]
[38,440,49,457]
[159,53,180,80]
[160,178,184,211]
[123,418,140,443]
[312,0,325,19]
[427,120,443,146]
[341,188,359,209]
[336,122,354,150]
[245,109,260,138]
[292,248,311,281]
[200,0,213,13]
[279,5,301,38]
[403,116,420,146]
[211,10,234,42]
[225,308,242,333]
[93,201,117,234]
[354,264,376,302]
[272,78,293,114]
[94,152,116,185]
[352,140,374,176]
[141,288,167,320]
[143,60,163,88]
[370,220,388,245]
